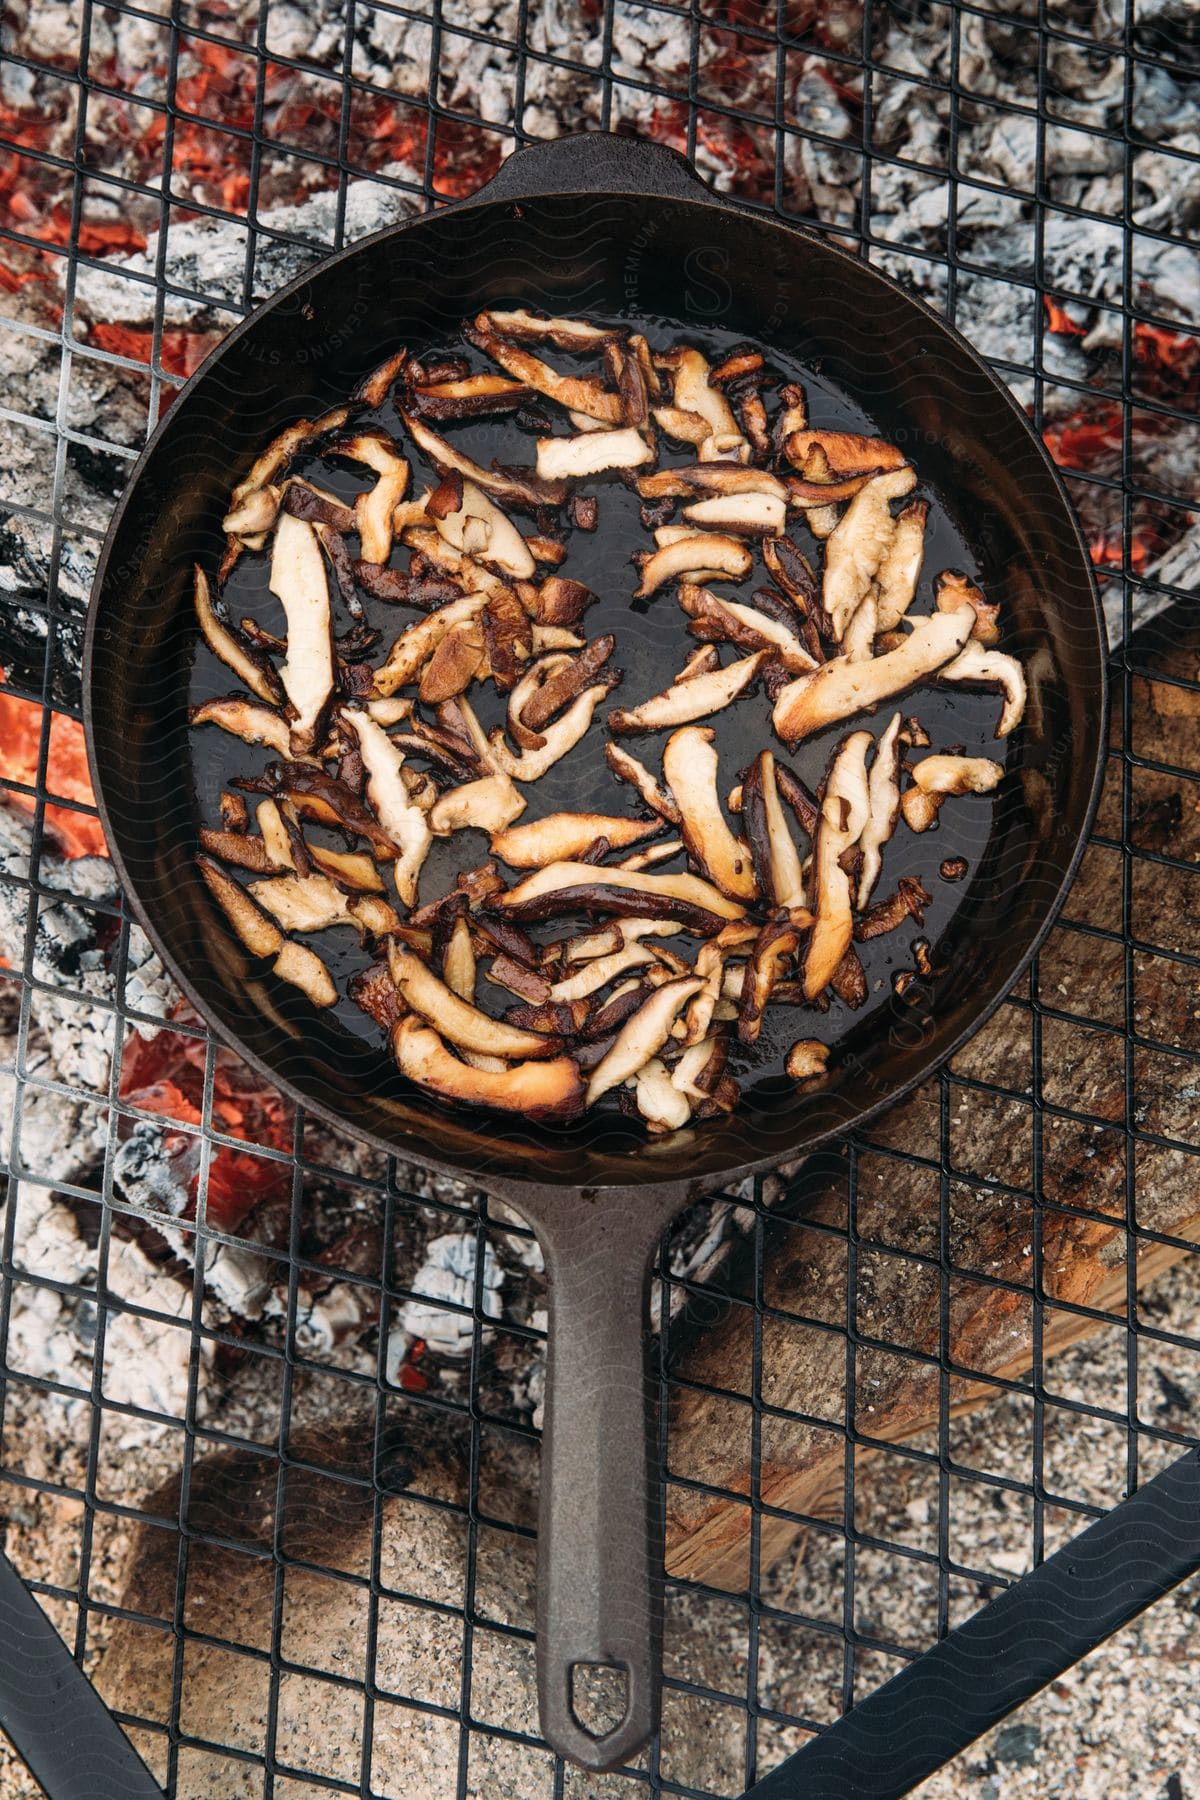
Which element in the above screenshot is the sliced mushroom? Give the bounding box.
[681,492,786,538]
[822,467,918,643]
[329,433,411,566]
[265,513,336,754]
[632,1059,694,1132]
[633,533,753,598]
[482,585,535,693]
[604,743,681,824]
[874,501,929,632]
[855,874,931,941]
[609,651,768,735]
[351,347,409,408]
[656,347,744,450]
[487,684,610,782]
[222,484,282,540]
[400,411,568,510]
[937,639,1026,737]
[249,872,399,938]
[193,566,286,709]
[534,426,653,482]
[586,975,704,1105]
[741,750,808,911]
[392,1015,585,1119]
[772,607,975,745]
[638,463,788,503]
[534,577,595,627]
[387,943,563,1060]
[486,952,552,1005]
[532,624,587,653]
[226,405,351,523]
[676,645,722,683]
[443,913,477,1000]
[616,839,683,871]
[417,622,487,703]
[678,584,817,674]
[662,726,757,903]
[190,696,295,758]
[738,915,804,1044]
[786,1039,830,1082]
[549,942,663,1002]
[493,861,746,932]
[557,919,683,964]
[519,636,619,733]
[342,710,433,905]
[900,753,1004,832]
[283,479,359,533]
[783,429,906,478]
[241,764,399,861]
[198,828,278,873]
[373,593,488,697]
[432,480,535,580]
[466,318,623,424]
[491,811,660,869]
[428,774,526,837]
[761,537,818,612]
[408,372,531,419]
[856,711,903,909]
[802,731,873,1000]
[936,570,1001,646]
[197,855,336,1005]
[481,309,624,353]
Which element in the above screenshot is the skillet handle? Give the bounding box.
[467,130,713,205]
[536,1209,663,1771]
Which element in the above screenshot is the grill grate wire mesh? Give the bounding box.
[0,0,1198,1794]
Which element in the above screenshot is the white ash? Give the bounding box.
[391,1231,504,1364]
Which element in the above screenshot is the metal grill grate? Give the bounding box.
[1,1,1198,1795]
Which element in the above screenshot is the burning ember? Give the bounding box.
[0,680,106,857]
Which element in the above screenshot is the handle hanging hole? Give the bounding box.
[570,1661,631,1740]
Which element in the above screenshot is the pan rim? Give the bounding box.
[82,161,1109,1209]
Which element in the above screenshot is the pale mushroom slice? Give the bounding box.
[586,975,704,1105]
[633,1058,694,1132]
[535,426,654,482]
[225,405,351,527]
[491,811,661,869]
[874,501,929,632]
[900,753,1004,833]
[190,696,295,758]
[494,861,747,931]
[392,1015,585,1120]
[466,318,624,423]
[802,731,873,1000]
[550,942,663,1002]
[656,347,744,452]
[609,651,769,737]
[741,750,808,911]
[372,592,488,697]
[431,480,535,580]
[634,533,753,598]
[249,873,399,939]
[857,712,903,909]
[678,584,817,674]
[428,774,526,837]
[676,645,722,683]
[786,1039,831,1082]
[387,943,565,1060]
[487,684,610,782]
[197,855,336,1006]
[193,566,286,709]
[772,607,975,745]
[342,709,432,907]
[481,309,623,352]
[400,411,567,509]
[604,743,681,824]
[662,726,757,903]
[330,432,410,565]
[822,466,918,643]
[936,570,1001,645]
[681,492,786,537]
[269,514,336,754]
[558,919,684,965]
[938,640,1027,737]
[443,914,477,1001]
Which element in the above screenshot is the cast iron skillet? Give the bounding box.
[84,132,1106,1772]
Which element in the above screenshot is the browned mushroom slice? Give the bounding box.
[491,811,660,869]
[822,467,918,642]
[662,726,757,903]
[197,855,336,1005]
[193,566,286,709]
[431,480,535,580]
[534,576,595,627]
[761,536,818,612]
[282,480,359,533]
[486,952,553,1005]
[676,644,721,683]
[857,711,903,909]
[400,411,568,510]
[408,373,531,419]
[519,636,618,733]
[387,943,563,1059]
[802,731,873,1000]
[219,790,249,833]
[190,696,295,758]
[678,584,817,674]
[480,585,534,694]
[786,1039,830,1082]
[267,528,336,756]
[351,347,409,408]
[488,684,611,781]
[935,570,1001,646]
[681,492,786,538]
[741,750,808,911]
[637,463,788,502]
[350,959,405,1031]
[609,651,768,735]
[938,640,1027,737]
[656,347,744,450]
[466,318,624,424]
[307,843,385,891]
[392,1015,585,1119]
[535,426,653,482]
[428,773,526,837]
[342,710,432,905]
[855,874,932,942]
[772,608,975,745]
[604,743,681,824]
[874,501,929,632]
[557,919,683,967]
[738,916,805,1043]
[417,622,486,703]
[900,754,1004,833]
[327,433,411,567]
[483,309,623,352]
[373,593,488,696]
[782,429,906,478]
[585,975,704,1105]
[226,405,351,521]
[494,861,745,932]
[353,562,462,609]
[245,764,400,860]
[198,828,278,873]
